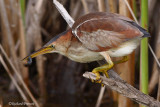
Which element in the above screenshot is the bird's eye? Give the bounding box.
[50,45,55,48]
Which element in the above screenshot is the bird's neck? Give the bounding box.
[55,29,78,56]
[54,29,104,63]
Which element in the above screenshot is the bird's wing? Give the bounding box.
[72,12,143,52]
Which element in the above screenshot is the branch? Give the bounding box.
[83,70,160,107]
[53,0,74,27]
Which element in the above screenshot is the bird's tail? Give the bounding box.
[130,21,151,38]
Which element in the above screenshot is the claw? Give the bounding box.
[90,61,113,85]
[95,78,102,83]
[91,78,104,86]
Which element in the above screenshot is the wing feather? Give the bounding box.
[72,12,143,52]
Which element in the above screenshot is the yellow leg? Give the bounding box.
[92,60,114,83]
[114,56,128,65]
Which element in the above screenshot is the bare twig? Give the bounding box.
[0,55,29,103]
[53,0,75,27]
[83,71,160,107]
[148,45,160,69]
[0,45,40,107]
[95,83,105,107]
[122,0,138,24]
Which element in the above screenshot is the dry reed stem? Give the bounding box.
[149,12,160,100]
[117,0,134,107]
[25,0,47,101]
[149,11,160,94]
[70,1,81,19]
[107,0,119,102]
[7,0,19,37]
[0,55,30,104]
[97,0,106,12]
[0,0,20,72]
[108,0,117,13]
[149,69,158,93]
[0,2,10,56]
[25,1,35,52]
[1,0,21,93]
[81,0,89,13]
[34,0,47,100]
[18,0,29,85]
[149,44,160,94]
[122,0,138,24]
[148,0,157,20]
[0,45,40,107]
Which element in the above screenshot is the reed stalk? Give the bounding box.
[81,0,89,13]
[132,0,137,18]
[19,0,29,85]
[117,0,134,107]
[20,0,25,25]
[140,0,149,106]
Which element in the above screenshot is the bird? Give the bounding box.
[23,12,150,83]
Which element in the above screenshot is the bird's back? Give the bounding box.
[72,12,150,52]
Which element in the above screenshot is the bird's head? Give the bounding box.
[22,29,72,64]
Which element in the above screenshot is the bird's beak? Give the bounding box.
[22,46,54,62]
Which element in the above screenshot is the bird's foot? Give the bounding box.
[91,63,113,85]
[90,75,104,86]
[91,70,106,87]
[91,71,101,83]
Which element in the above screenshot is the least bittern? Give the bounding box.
[23,12,150,83]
